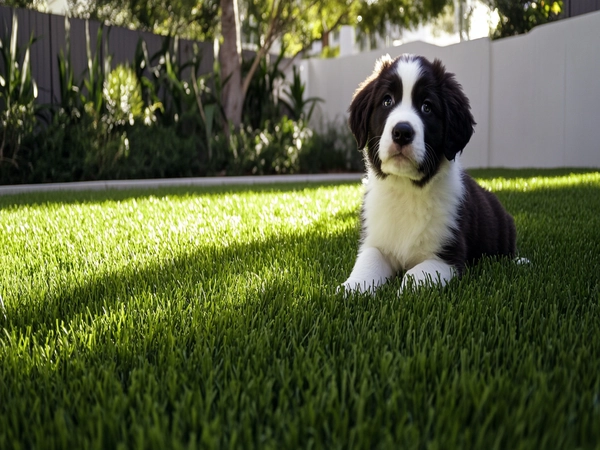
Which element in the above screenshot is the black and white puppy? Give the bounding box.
[342,54,516,293]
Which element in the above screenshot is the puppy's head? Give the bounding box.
[348,54,475,185]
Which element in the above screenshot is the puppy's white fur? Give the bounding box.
[342,159,464,293]
[379,59,427,179]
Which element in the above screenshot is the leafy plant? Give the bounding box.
[280,65,323,122]
[103,65,144,130]
[242,47,287,130]
[0,12,40,168]
[132,37,163,126]
[221,117,313,175]
[299,119,364,173]
[190,44,222,163]
[56,15,84,119]
[83,22,111,122]
[110,124,203,179]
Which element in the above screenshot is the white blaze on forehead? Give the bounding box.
[377,56,427,176]
[395,57,423,110]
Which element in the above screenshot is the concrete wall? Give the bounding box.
[303,11,600,168]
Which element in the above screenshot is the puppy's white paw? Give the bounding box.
[398,273,435,294]
[514,257,531,265]
[338,278,376,295]
[398,260,455,294]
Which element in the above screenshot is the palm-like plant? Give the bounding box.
[0,12,39,167]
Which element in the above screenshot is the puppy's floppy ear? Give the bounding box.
[348,54,393,150]
[433,59,476,161]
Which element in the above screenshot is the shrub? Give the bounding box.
[0,13,41,169]
[216,117,312,176]
[0,11,361,185]
[299,120,364,174]
[110,125,203,179]
[103,65,144,129]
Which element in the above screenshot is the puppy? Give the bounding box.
[342,54,516,293]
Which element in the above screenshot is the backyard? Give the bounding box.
[1,168,599,449]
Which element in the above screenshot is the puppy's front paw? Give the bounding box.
[398,273,427,294]
[338,278,372,295]
[398,260,456,295]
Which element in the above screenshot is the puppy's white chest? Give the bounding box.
[361,170,462,271]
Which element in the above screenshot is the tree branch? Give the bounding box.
[240,0,290,98]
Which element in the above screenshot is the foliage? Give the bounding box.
[82,22,110,123]
[0,0,46,11]
[356,0,449,37]
[228,117,313,175]
[67,0,220,41]
[108,124,203,179]
[1,170,600,448]
[56,16,84,120]
[0,118,207,184]
[299,119,364,174]
[241,0,452,58]
[0,12,40,168]
[242,48,287,130]
[487,0,563,38]
[103,65,144,129]
[0,10,357,185]
[280,65,322,123]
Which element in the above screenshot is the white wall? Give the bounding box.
[303,11,600,168]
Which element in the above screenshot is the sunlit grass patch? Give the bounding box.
[476,171,600,192]
[1,170,600,449]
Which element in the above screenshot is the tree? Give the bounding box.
[356,0,449,37]
[220,0,311,129]
[486,0,563,39]
[0,0,46,10]
[221,0,453,129]
[219,0,243,132]
[67,0,220,40]
[62,0,457,129]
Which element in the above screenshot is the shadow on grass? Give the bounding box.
[1,208,361,335]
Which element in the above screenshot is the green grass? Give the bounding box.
[1,168,599,449]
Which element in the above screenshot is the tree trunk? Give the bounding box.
[219,0,243,130]
[322,30,330,49]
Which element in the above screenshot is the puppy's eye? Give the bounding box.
[421,101,432,114]
[382,95,394,108]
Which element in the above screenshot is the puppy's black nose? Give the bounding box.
[392,122,414,146]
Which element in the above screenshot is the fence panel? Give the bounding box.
[29,8,52,105]
[49,13,66,104]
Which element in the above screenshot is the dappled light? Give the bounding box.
[477,172,600,192]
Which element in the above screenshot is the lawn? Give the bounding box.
[1,169,599,449]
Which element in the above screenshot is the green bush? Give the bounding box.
[103,65,145,129]
[299,120,364,174]
[0,13,41,169]
[215,117,311,176]
[110,125,203,179]
[212,117,363,177]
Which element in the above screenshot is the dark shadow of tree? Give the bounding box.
[2,208,360,335]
